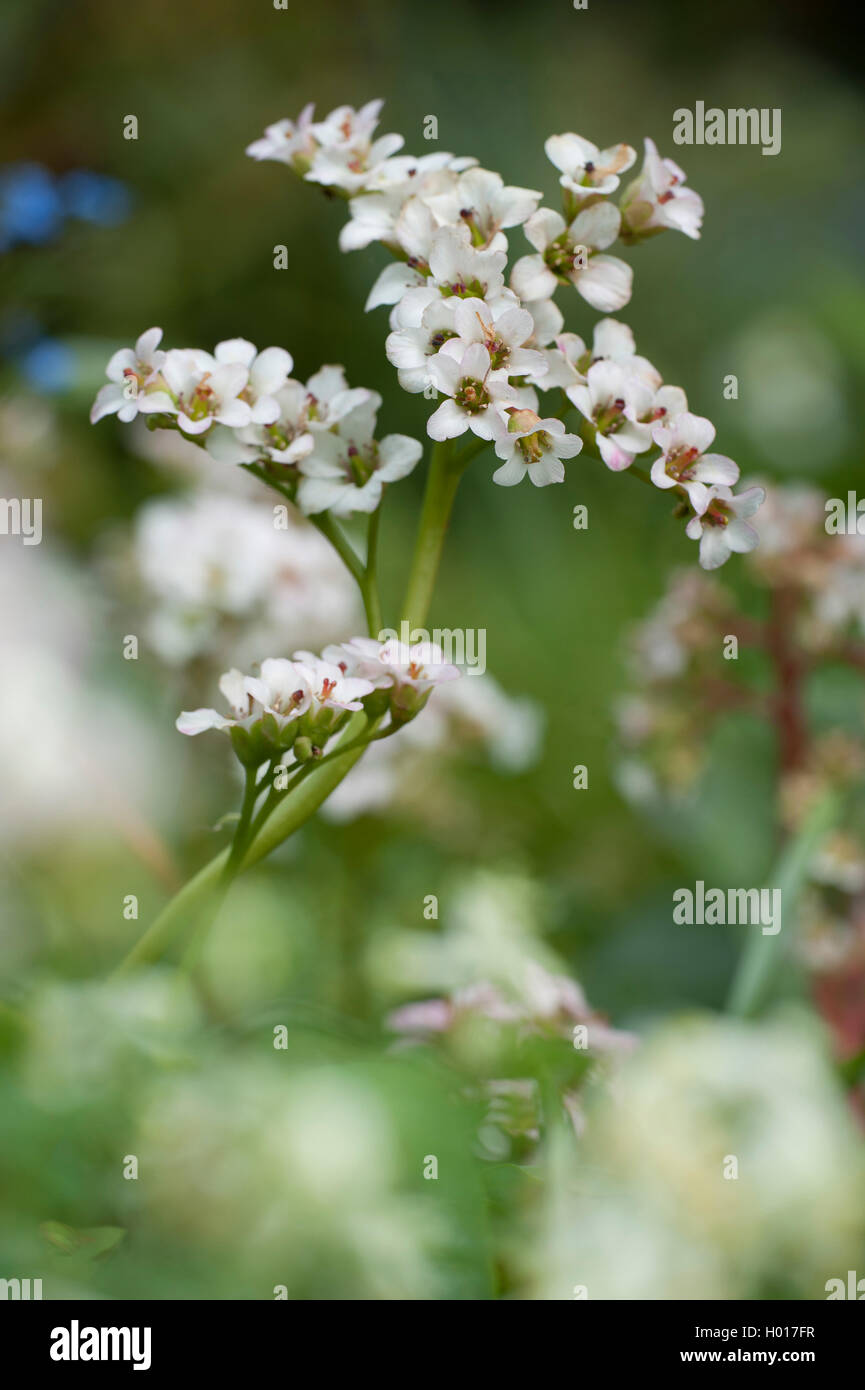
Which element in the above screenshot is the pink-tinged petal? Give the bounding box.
[575,255,633,313]
[387,999,454,1033]
[597,433,634,471]
[427,398,468,441]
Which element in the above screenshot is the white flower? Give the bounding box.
[621,137,704,241]
[212,338,294,425]
[176,660,311,737]
[426,342,516,441]
[206,382,315,468]
[161,349,253,436]
[305,100,404,194]
[566,359,654,470]
[327,637,461,691]
[304,364,374,431]
[89,327,174,424]
[245,103,317,170]
[385,298,460,393]
[438,295,547,381]
[590,318,661,389]
[339,153,478,253]
[206,364,371,469]
[650,411,739,509]
[297,395,421,516]
[134,491,361,666]
[544,132,636,201]
[511,203,632,312]
[291,652,375,711]
[490,408,582,488]
[421,166,542,250]
[685,485,766,570]
[371,223,507,317]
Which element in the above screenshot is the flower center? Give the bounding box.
[455,377,489,412]
[440,275,487,300]
[517,431,550,465]
[595,398,627,434]
[346,442,378,486]
[664,445,700,480]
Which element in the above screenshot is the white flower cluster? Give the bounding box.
[244,99,763,564]
[90,330,422,519]
[178,637,460,765]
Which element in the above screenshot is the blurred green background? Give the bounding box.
[1,0,864,1300]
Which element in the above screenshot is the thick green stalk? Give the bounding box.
[726,791,841,1017]
[401,440,466,629]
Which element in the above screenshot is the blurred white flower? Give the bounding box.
[133,491,361,666]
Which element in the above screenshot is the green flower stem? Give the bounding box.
[241,461,376,625]
[401,439,469,629]
[726,790,841,1018]
[220,765,262,883]
[310,511,365,589]
[362,507,383,637]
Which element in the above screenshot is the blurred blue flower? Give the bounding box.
[59,170,132,226]
[0,163,64,250]
[19,338,75,393]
